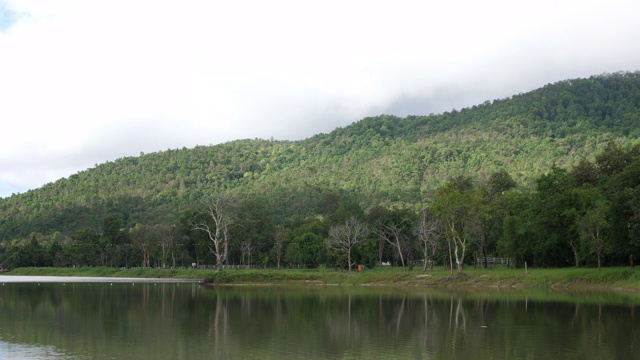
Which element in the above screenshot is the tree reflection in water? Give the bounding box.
[0,283,638,359]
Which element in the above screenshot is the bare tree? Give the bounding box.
[326,217,369,271]
[190,193,235,272]
[374,222,409,270]
[415,209,441,272]
[156,225,177,268]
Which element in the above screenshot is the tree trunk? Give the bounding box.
[454,243,463,273]
[447,239,453,275]
[224,226,229,267]
[423,245,428,272]
[395,235,405,270]
[482,242,488,269]
[216,253,223,272]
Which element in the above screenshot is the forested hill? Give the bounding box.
[1,71,640,240]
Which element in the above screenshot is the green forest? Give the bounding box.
[1,71,640,272]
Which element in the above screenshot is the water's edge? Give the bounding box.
[0,275,201,283]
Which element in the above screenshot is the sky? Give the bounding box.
[1,0,640,198]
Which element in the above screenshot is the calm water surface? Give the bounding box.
[0,277,638,359]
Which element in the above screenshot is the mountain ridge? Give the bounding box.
[1,71,639,240]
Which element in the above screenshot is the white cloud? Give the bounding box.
[1,0,640,197]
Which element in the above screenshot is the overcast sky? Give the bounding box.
[1,0,640,198]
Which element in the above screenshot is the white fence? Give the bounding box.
[475,257,512,267]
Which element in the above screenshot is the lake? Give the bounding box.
[0,276,638,359]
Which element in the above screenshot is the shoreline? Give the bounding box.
[0,275,201,283]
[5,266,640,292]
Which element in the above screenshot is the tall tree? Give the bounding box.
[285,232,325,268]
[432,176,483,274]
[578,200,609,269]
[495,189,533,267]
[482,170,518,267]
[371,208,416,271]
[367,206,392,266]
[414,209,441,272]
[625,187,640,269]
[190,193,236,272]
[232,197,275,267]
[326,216,369,271]
[101,214,126,267]
[130,224,155,268]
[156,224,178,268]
[532,166,577,267]
[272,226,289,269]
[71,228,100,266]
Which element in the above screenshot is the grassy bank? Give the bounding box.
[6,266,640,291]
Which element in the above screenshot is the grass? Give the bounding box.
[6,266,211,279]
[6,265,640,291]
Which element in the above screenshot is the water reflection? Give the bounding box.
[0,340,84,360]
[0,283,638,359]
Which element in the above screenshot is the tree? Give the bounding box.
[155,224,178,268]
[432,176,483,274]
[483,170,519,268]
[190,193,236,272]
[232,197,275,267]
[101,214,127,267]
[130,224,156,268]
[326,216,369,271]
[595,141,632,177]
[488,169,516,195]
[609,189,639,268]
[569,158,599,187]
[47,235,65,267]
[371,207,416,271]
[625,187,640,269]
[532,166,577,267]
[367,206,393,266]
[179,209,209,267]
[272,226,289,269]
[578,200,609,269]
[285,232,325,268]
[20,235,45,267]
[414,209,441,272]
[71,228,100,266]
[495,189,533,267]
[501,215,525,266]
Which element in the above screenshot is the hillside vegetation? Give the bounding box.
[1,71,640,271]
